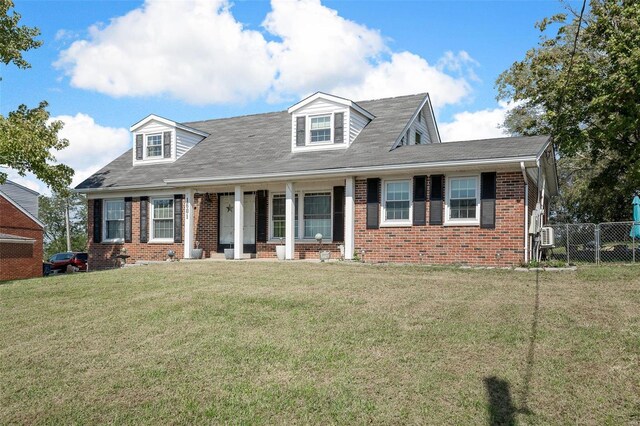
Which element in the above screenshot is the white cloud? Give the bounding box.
[55,0,477,107]
[52,113,130,187]
[55,0,275,104]
[2,114,131,195]
[332,52,471,106]
[264,0,385,100]
[439,101,513,142]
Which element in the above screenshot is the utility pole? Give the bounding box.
[65,198,71,252]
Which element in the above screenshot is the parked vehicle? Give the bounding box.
[48,252,88,273]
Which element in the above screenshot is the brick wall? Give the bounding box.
[193,193,218,257]
[88,197,185,269]
[354,172,526,266]
[87,173,528,267]
[0,196,44,281]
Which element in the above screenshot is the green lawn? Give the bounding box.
[1,262,639,424]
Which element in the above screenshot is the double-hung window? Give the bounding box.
[146,134,162,158]
[303,193,331,239]
[151,198,174,240]
[309,115,331,143]
[382,180,411,225]
[271,194,298,239]
[270,191,331,240]
[104,199,125,241]
[447,176,479,223]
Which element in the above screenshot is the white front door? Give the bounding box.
[219,194,256,249]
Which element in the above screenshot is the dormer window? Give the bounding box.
[131,114,209,165]
[288,92,374,152]
[146,134,163,158]
[310,115,332,143]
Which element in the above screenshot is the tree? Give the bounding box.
[0,0,73,192]
[496,0,640,222]
[39,190,87,259]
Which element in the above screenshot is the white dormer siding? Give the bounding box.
[176,128,203,158]
[288,92,374,153]
[350,110,369,143]
[393,94,441,149]
[130,115,208,166]
[401,107,432,146]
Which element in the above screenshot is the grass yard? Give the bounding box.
[1,262,639,424]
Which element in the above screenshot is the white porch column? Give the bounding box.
[183,189,195,259]
[344,177,355,260]
[234,185,244,260]
[285,182,295,260]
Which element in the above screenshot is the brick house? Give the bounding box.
[0,181,44,281]
[76,92,557,268]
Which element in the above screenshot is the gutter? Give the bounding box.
[75,184,171,194]
[521,161,529,264]
[163,156,539,187]
[0,238,36,244]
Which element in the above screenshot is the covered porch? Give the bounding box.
[182,177,356,261]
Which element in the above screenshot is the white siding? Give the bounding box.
[402,106,434,146]
[349,110,369,144]
[136,119,171,137]
[176,129,204,158]
[291,98,371,149]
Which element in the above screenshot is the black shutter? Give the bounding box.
[481,172,497,229]
[333,186,345,241]
[256,190,268,242]
[174,194,183,243]
[366,178,380,229]
[135,134,143,160]
[413,176,427,226]
[124,197,132,243]
[334,112,344,144]
[429,175,444,225]
[296,116,306,146]
[163,131,172,158]
[139,197,148,243]
[93,199,102,243]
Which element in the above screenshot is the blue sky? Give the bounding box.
[2,0,578,193]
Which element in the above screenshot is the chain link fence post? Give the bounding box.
[595,225,600,265]
[566,223,570,264]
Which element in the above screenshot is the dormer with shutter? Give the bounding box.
[130,114,209,166]
[288,92,375,152]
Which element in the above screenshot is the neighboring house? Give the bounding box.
[76,92,557,268]
[0,181,44,280]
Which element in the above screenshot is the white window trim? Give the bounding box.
[380,178,413,227]
[444,175,481,226]
[144,133,164,160]
[268,190,333,243]
[149,197,175,243]
[307,113,334,146]
[102,198,125,244]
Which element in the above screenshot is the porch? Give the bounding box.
[183,177,356,261]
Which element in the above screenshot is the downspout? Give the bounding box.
[521,162,529,263]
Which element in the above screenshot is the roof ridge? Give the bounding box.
[440,135,550,144]
[182,93,427,126]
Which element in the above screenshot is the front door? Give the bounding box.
[218,193,256,253]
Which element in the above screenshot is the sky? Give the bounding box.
[1,0,579,195]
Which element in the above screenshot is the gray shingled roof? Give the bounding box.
[76,93,550,190]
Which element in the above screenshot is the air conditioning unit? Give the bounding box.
[540,226,555,248]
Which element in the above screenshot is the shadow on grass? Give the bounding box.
[485,270,540,425]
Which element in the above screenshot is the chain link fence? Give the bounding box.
[546,222,639,264]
